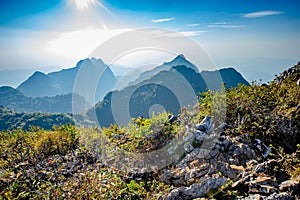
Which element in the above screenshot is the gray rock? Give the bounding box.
[194,130,209,143]
[279,179,300,192]
[265,192,292,200]
[240,194,262,200]
[248,184,278,195]
[253,139,271,159]
[254,159,279,173]
[216,162,245,179]
[204,149,219,160]
[193,115,212,133]
[220,138,233,150]
[184,143,194,153]
[184,165,209,183]
[164,177,227,200]
[241,192,292,200]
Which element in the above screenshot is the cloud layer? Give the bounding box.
[243,10,283,18]
[152,18,176,23]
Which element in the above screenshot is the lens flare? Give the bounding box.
[72,0,97,9]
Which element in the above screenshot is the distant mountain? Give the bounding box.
[0,106,75,131]
[0,86,89,113]
[87,64,249,127]
[17,58,117,103]
[201,67,250,90]
[129,54,199,86]
[17,71,60,97]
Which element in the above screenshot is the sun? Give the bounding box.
[70,0,112,14]
[72,0,98,10]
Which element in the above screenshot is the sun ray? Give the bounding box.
[95,1,113,16]
[72,0,96,10]
[71,0,112,15]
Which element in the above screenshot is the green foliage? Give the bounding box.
[0,107,75,131]
[34,124,78,158]
[0,125,172,199]
[103,112,179,153]
[0,86,89,113]
[223,77,299,153]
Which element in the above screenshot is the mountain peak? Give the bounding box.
[32,71,47,77]
[175,54,186,60]
[168,54,187,63]
[75,58,106,69]
[164,54,198,72]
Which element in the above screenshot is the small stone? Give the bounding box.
[279,179,300,192]
[165,177,227,200]
[184,143,194,153]
[240,194,261,200]
[266,192,292,200]
[193,115,212,133]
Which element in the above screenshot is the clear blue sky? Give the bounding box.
[0,0,300,86]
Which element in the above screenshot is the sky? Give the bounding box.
[0,0,300,87]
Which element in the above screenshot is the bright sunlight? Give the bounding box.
[72,0,97,9]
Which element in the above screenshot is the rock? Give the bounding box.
[228,158,239,165]
[240,194,262,200]
[253,139,271,159]
[297,79,300,86]
[216,162,245,179]
[240,192,292,200]
[231,143,256,165]
[184,164,210,183]
[164,177,227,200]
[183,132,194,143]
[184,143,194,153]
[265,192,292,200]
[193,115,212,133]
[279,179,300,192]
[179,148,209,166]
[160,170,173,185]
[248,176,278,187]
[160,169,186,186]
[168,115,179,124]
[248,184,278,195]
[254,159,279,174]
[194,130,208,143]
[220,137,233,150]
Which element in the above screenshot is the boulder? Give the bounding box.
[164,177,227,200]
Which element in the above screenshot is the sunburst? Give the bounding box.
[70,0,111,14]
[72,0,97,10]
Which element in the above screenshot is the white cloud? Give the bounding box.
[210,22,232,25]
[157,30,208,38]
[187,23,200,27]
[243,10,283,18]
[208,25,244,28]
[152,18,176,23]
[45,28,131,59]
[179,31,208,36]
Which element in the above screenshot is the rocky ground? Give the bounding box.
[160,125,299,199]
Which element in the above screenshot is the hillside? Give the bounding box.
[87,65,249,127]
[0,86,89,113]
[0,62,299,199]
[0,107,75,131]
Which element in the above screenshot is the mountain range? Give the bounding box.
[87,58,249,127]
[17,58,117,103]
[0,86,89,113]
[1,55,249,126]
